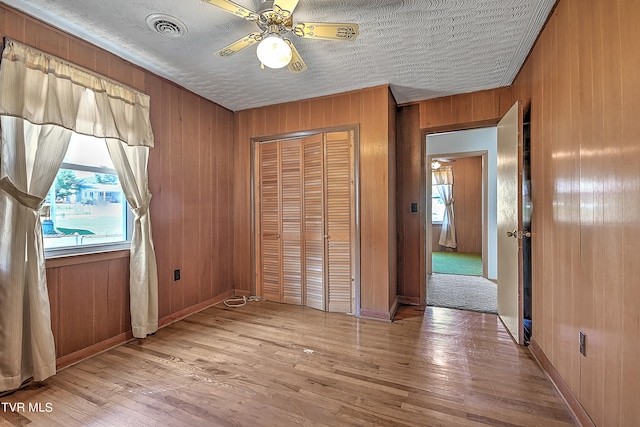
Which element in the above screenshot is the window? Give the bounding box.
[42,133,132,256]
[432,190,445,224]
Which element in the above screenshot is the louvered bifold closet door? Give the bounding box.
[280,140,303,305]
[259,142,282,302]
[324,131,353,313]
[302,134,325,310]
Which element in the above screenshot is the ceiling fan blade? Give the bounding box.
[201,0,259,21]
[273,0,299,19]
[293,22,359,41]
[285,39,307,74]
[215,32,263,57]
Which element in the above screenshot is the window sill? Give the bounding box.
[45,248,129,268]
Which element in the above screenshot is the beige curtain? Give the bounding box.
[106,139,158,337]
[433,166,457,249]
[0,41,154,146]
[0,118,72,391]
[0,39,156,392]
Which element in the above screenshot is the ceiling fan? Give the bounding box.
[201,0,359,73]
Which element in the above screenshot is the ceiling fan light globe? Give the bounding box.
[256,35,293,69]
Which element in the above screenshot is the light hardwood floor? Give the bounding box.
[0,302,575,426]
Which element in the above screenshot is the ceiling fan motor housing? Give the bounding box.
[255,1,293,35]
[256,0,275,14]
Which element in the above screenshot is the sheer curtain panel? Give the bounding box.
[106,139,158,338]
[0,119,72,391]
[0,39,156,392]
[433,166,457,249]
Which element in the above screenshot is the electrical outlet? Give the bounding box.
[410,202,418,213]
[174,269,181,281]
[579,330,586,356]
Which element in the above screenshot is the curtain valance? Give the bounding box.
[0,39,154,147]
[432,166,454,185]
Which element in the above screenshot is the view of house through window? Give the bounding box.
[432,190,445,223]
[42,133,130,251]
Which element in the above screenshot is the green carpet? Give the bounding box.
[432,252,482,276]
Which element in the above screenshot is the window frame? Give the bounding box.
[431,188,445,225]
[43,142,133,259]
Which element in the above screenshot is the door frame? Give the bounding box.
[426,150,489,277]
[250,125,361,315]
[419,120,499,307]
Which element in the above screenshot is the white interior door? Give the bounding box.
[497,101,524,344]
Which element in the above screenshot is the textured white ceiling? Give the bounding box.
[0,0,555,112]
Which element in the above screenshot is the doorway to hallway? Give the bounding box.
[426,127,497,315]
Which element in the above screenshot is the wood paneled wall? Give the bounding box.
[233,86,398,318]
[431,225,442,251]
[510,0,640,425]
[146,75,234,321]
[396,104,422,303]
[397,0,639,424]
[46,253,130,367]
[432,156,482,253]
[419,87,513,130]
[397,91,503,302]
[387,91,398,309]
[0,5,235,365]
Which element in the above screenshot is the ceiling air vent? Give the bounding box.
[146,14,188,37]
